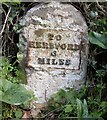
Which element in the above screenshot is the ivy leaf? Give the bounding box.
[0,79,34,105]
[89,32,107,49]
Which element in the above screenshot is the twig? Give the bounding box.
[96,2,106,14]
[0,7,11,36]
[42,107,61,118]
[45,89,48,103]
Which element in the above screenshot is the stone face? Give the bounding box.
[20,2,88,103]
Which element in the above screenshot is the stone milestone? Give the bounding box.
[19,2,88,103]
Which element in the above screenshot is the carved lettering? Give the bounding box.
[74,44,80,50]
[55,43,60,50]
[46,58,51,65]
[42,42,49,49]
[36,42,42,48]
[29,41,36,48]
[29,41,80,51]
[48,34,62,41]
[29,33,80,67]
[52,59,58,65]
[67,44,73,50]
[55,35,61,41]
[51,51,57,56]
[60,44,66,50]
[37,58,71,66]
[49,43,54,49]
[59,59,64,65]
[38,58,45,64]
[65,59,71,66]
[48,33,54,40]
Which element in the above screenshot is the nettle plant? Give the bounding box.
[88,18,107,84]
[0,57,34,106]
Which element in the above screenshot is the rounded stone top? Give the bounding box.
[23,2,87,32]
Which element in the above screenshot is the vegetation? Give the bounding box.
[0,1,107,119]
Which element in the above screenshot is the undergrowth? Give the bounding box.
[0,1,107,119]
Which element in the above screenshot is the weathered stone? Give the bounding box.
[19,2,88,103]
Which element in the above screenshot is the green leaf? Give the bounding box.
[100,101,107,108]
[1,78,13,92]
[14,109,22,118]
[76,98,83,119]
[52,89,66,102]
[83,99,89,118]
[65,88,77,104]
[90,111,102,118]
[0,0,20,4]
[64,105,73,113]
[0,79,34,105]
[89,32,107,49]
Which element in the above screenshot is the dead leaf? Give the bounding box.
[22,111,31,118]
